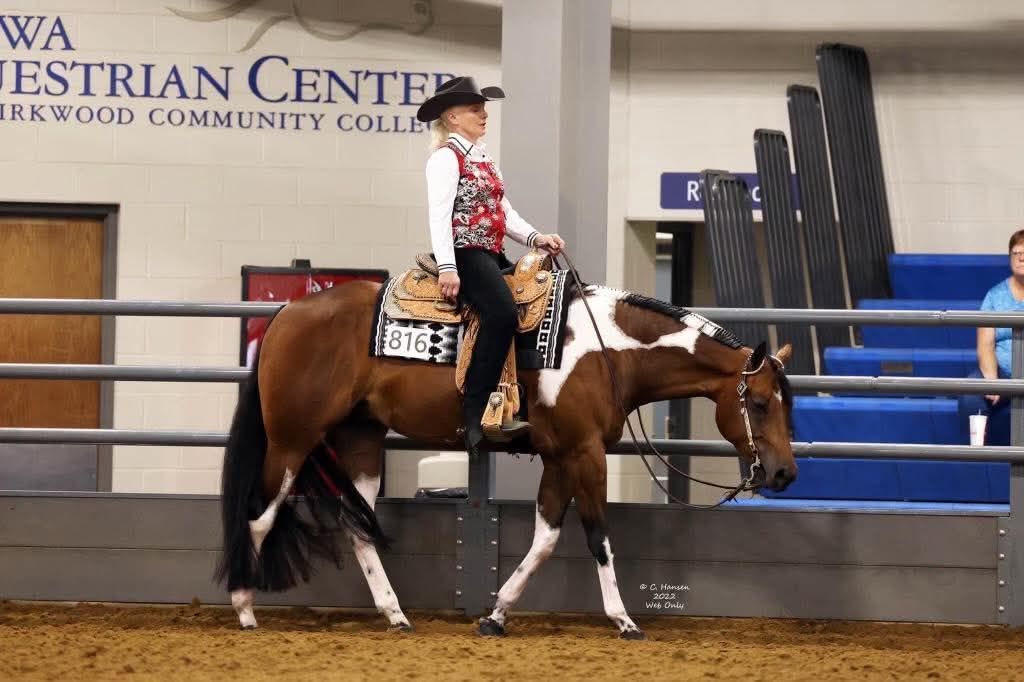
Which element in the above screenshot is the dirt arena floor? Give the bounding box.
[2,601,1024,681]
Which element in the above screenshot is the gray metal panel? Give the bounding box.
[0,494,1005,623]
[699,171,769,346]
[501,557,996,624]
[753,129,815,376]
[500,504,998,568]
[0,547,454,609]
[0,444,96,491]
[792,375,1024,395]
[0,495,455,554]
[455,451,499,616]
[7,366,1023,393]
[0,364,249,381]
[4,436,1024,461]
[0,494,456,609]
[786,84,850,351]
[688,308,1024,326]
[999,515,1013,625]
[816,44,893,303]
[1009,332,1024,625]
[1007,465,1024,626]
[100,208,118,492]
[0,298,280,317]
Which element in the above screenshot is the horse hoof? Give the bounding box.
[620,629,646,641]
[389,622,415,634]
[478,618,506,637]
[240,624,257,631]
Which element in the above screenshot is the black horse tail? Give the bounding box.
[215,347,390,593]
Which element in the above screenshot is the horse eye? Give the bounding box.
[752,397,769,410]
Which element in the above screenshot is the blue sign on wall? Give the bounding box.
[660,172,800,211]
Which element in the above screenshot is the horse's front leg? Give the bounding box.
[479,459,571,636]
[574,443,645,640]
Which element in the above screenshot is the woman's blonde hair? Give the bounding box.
[429,115,450,151]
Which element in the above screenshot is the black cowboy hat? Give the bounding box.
[416,76,505,123]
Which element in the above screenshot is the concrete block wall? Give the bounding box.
[0,0,501,494]
[618,29,1024,258]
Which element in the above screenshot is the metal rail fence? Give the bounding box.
[1,298,1023,625]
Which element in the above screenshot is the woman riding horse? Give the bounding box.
[216,79,798,640]
[418,76,566,457]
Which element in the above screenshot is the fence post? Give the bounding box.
[454,450,500,618]
[1003,328,1024,625]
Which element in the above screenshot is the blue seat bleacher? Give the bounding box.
[858,299,980,349]
[731,498,1008,512]
[790,396,962,444]
[824,347,976,378]
[764,253,1009,505]
[757,461,1008,503]
[764,395,1009,502]
[896,461,1008,503]
[889,254,1008,300]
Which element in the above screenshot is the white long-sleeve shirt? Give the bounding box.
[425,132,540,273]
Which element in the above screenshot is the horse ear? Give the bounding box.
[775,343,792,367]
[750,341,767,369]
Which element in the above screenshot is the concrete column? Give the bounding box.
[500,0,611,282]
[482,0,612,500]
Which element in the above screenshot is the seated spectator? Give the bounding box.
[958,229,1024,446]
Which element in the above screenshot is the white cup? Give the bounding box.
[969,414,988,447]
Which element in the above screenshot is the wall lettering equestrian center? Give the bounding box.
[0,15,450,133]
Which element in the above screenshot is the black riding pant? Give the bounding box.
[455,248,517,426]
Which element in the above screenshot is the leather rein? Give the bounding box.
[552,252,765,511]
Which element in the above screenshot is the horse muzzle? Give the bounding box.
[763,461,797,492]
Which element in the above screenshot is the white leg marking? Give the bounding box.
[597,538,640,634]
[249,468,295,553]
[538,287,701,406]
[349,474,410,628]
[233,467,295,630]
[231,589,257,629]
[486,505,561,626]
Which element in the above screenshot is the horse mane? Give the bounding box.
[561,284,792,410]
[619,292,744,350]
[619,291,794,412]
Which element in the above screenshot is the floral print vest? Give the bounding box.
[447,141,506,253]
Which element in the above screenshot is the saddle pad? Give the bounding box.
[515,268,571,370]
[369,277,460,364]
[369,269,572,369]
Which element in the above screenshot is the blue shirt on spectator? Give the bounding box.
[981,278,1024,376]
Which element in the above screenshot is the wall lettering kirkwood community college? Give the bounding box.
[0,14,449,133]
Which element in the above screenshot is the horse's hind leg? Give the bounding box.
[231,443,306,630]
[330,419,412,632]
[479,458,572,636]
[571,441,644,640]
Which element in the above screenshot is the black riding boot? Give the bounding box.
[455,248,531,457]
[463,403,487,459]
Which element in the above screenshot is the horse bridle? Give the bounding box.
[553,251,770,511]
[737,354,766,489]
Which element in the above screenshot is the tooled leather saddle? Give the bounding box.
[381,250,556,432]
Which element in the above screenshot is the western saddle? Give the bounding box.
[383,250,555,438]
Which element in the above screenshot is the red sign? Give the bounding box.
[240,265,388,367]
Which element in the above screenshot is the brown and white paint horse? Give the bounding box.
[216,279,797,639]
